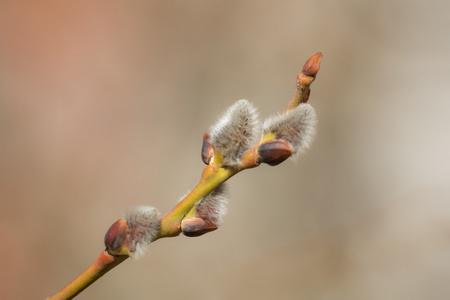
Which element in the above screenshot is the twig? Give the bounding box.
[47,52,322,300]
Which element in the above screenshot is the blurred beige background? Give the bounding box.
[1,1,449,299]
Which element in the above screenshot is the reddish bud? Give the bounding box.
[104,218,128,254]
[181,217,219,237]
[302,52,323,77]
[301,89,311,104]
[201,133,214,164]
[258,140,292,166]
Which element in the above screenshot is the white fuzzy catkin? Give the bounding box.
[210,99,260,166]
[262,103,317,157]
[124,206,161,259]
[195,183,228,226]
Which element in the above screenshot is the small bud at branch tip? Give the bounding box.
[302,52,323,77]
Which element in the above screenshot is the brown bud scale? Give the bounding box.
[258,140,292,166]
[181,217,219,237]
[201,133,214,165]
[302,52,323,77]
[104,218,128,253]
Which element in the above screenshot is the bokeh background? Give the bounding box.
[1,1,449,299]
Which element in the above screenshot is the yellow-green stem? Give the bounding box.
[48,165,239,300]
[47,52,322,300]
[47,251,128,300]
[283,73,314,113]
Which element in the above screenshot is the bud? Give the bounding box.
[301,88,311,104]
[262,104,317,157]
[302,52,323,77]
[209,99,260,167]
[104,218,129,255]
[258,140,292,166]
[201,133,214,164]
[181,218,218,237]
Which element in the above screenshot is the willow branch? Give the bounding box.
[46,52,323,300]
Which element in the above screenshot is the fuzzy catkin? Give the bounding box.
[262,103,317,157]
[195,183,228,225]
[124,206,161,259]
[210,99,260,166]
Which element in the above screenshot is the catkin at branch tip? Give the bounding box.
[124,206,161,259]
[262,103,317,157]
[210,99,260,166]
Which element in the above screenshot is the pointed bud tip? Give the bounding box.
[302,52,323,77]
[258,140,292,166]
[104,218,129,255]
